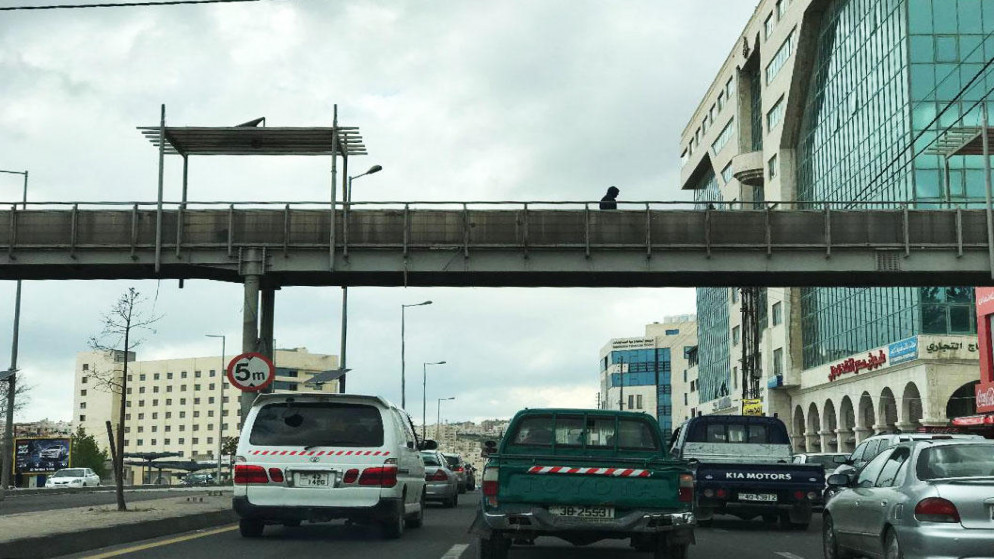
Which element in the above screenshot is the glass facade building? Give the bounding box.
[796,0,985,368]
[601,348,674,434]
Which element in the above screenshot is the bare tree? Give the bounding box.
[0,381,31,420]
[89,287,162,512]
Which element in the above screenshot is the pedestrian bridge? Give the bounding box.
[0,201,991,287]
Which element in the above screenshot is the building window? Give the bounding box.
[164,438,170,445]
[181,385,187,392]
[766,30,795,84]
[178,438,184,444]
[79,414,86,422]
[180,398,186,405]
[79,402,86,409]
[192,438,199,445]
[764,13,774,39]
[194,385,201,391]
[208,410,215,417]
[194,398,201,405]
[81,376,87,384]
[80,389,87,396]
[195,371,202,378]
[138,413,145,420]
[151,426,157,432]
[152,399,158,406]
[627,395,634,409]
[711,118,736,154]
[140,374,146,381]
[726,76,735,100]
[731,288,739,304]
[732,326,741,346]
[769,154,779,180]
[773,348,784,376]
[154,373,160,381]
[721,162,734,185]
[152,412,158,420]
[194,412,201,419]
[165,425,171,432]
[733,366,739,388]
[167,372,173,380]
[772,302,783,326]
[207,437,214,444]
[166,385,173,393]
[665,329,680,336]
[767,96,785,132]
[208,397,215,404]
[180,425,186,431]
[181,371,188,379]
[138,400,145,407]
[127,388,132,395]
[209,384,215,391]
[776,0,788,19]
[717,91,725,111]
[636,395,643,410]
[153,386,159,393]
[210,369,216,377]
[179,411,186,419]
[82,364,89,371]
[125,413,131,420]
[165,411,171,419]
[137,440,144,446]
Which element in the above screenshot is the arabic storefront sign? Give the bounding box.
[924,339,978,354]
[977,382,994,414]
[742,399,763,416]
[712,396,733,411]
[611,338,655,350]
[828,350,887,382]
[888,337,918,366]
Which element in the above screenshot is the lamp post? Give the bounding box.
[339,165,382,394]
[400,300,432,409]
[436,397,455,441]
[0,169,27,499]
[422,361,446,442]
[205,334,225,483]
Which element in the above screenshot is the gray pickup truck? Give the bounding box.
[669,415,824,530]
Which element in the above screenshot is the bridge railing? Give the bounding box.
[0,201,989,262]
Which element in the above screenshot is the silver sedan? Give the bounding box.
[420,451,459,508]
[823,440,994,559]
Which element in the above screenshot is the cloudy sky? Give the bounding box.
[0,0,756,426]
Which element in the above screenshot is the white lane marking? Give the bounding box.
[441,543,469,559]
[775,553,805,559]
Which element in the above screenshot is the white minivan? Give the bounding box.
[233,393,436,538]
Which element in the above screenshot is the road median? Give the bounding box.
[0,491,235,559]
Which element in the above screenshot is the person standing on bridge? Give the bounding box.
[599,186,620,210]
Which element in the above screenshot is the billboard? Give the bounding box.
[15,437,71,474]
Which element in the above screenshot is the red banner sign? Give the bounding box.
[828,350,887,382]
[976,382,994,414]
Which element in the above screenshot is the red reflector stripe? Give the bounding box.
[527,466,651,478]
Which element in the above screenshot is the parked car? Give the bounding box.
[670,415,824,529]
[474,408,695,559]
[792,452,848,474]
[824,433,983,504]
[443,453,469,493]
[46,468,100,488]
[464,463,476,491]
[233,393,437,539]
[183,472,215,486]
[420,450,459,507]
[824,439,994,559]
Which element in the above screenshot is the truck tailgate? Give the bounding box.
[696,462,824,491]
[498,457,686,510]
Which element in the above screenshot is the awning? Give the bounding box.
[951,414,994,427]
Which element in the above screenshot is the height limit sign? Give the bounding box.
[227,352,276,392]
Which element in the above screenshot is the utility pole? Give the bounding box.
[0,169,27,499]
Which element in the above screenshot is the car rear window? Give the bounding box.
[420,453,441,466]
[249,402,384,447]
[917,444,994,480]
[509,414,659,450]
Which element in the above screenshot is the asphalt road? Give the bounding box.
[0,488,206,516]
[60,501,827,559]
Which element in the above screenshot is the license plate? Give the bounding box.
[739,493,777,502]
[294,472,332,487]
[548,506,615,519]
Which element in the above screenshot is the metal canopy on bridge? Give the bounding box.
[136,126,367,156]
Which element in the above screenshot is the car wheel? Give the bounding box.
[239,519,265,538]
[405,492,425,529]
[381,501,405,539]
[478,532,508,559]
[885,529,904,559]
[823,514,852,559]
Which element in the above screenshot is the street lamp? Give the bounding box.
[205,334,225,483]
[339,165,382,394]
[0,169,27,499]
[422,361,446,442]
[400,300,432,409]
[436,397,455,441]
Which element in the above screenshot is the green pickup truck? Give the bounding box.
[473,408,695,559]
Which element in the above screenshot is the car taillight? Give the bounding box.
[268,468,284,483]
[482,466,499,505]
[343,469,359,484]
[716,488,728,499]
[794,491,805,501]
[454,466,464,472]
[234,464,268,484]
[431,470,449,482]
[359,466,398,488]
[678,473,694,503]
[915,497,961,523]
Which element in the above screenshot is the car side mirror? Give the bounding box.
[419,439,438,451]
[827,474,851,487]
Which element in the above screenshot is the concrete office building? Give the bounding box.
[680,0,988,449]
[74,347,337,481]
[598,316,697,437]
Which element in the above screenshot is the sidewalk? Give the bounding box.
[0,490,236,559]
